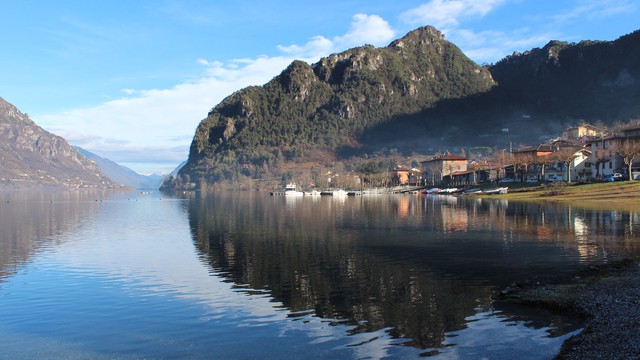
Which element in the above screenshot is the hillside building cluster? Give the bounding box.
[393,123,640,187]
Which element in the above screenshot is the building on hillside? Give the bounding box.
[562,124,599,140]
[421,153,467,185]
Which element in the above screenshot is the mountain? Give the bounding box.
[165,26,495,189]
[489,29,640,120]
[0,97,116,189]
[75,147,164,190]
[164,26,640,190]
[167,160,186,178]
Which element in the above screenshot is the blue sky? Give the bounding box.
[1,0,638,174]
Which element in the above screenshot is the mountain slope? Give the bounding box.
[165,26,640,190]
[75,147,163,189]
[168,26,495,188]
[0,97,116,189]
[489,29,640,119]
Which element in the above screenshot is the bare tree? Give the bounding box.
[593,146,606,180]
[514,152,537,182]
[611,138,640,180]
[536,154,553,181]
[552,148,580,183]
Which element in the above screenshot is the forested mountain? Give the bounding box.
[0,97,116,189]
[164,26,640,190]
[490,29,640,120]
[167,26,495,189]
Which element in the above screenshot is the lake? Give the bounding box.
[1,190,639,359]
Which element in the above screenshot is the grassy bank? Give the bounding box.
[487,181,640,210]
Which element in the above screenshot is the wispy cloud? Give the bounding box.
[552,0,637,23]
[37,13,396,174]
[454,28,561,64]
[401,0,506,30]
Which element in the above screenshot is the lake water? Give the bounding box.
[1,190,639,359]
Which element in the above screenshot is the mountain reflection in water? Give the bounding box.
[1,190,639,358]
[188,192,640,353]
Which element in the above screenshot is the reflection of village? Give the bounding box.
[390,123,640,186]
[188,192,640,351]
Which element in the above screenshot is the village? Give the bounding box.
[389,122,640,189]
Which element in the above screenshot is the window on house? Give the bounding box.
[585,162,592,168]
[609,162,613,169]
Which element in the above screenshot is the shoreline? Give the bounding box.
[489,182,640,357]
[485,181,640,210]
[497,258,640,359]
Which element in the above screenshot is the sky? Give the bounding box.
[1,0,638,175]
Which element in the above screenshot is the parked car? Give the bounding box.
[546,176,564,182]
[603,175,615,182]
[499,178,515,183]
[613,173,629,181]
[525,178,539,183]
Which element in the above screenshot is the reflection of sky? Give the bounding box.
[429,310,580,360]
[0,193,578,359]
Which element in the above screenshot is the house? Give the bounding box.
[421,153,467,185]
[561,124,599,140]
[390,167,411,186]
[511,144,555,181]
[587,123,640,179]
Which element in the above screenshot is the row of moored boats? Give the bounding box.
[272,183,508,196]
[421,187,508,195]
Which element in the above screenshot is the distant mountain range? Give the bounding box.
[75,147,164,190]
[0,97,117,189]
[164,26,640,190]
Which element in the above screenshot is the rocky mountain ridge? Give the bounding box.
[0,97,116,189]
[171,26,496,188]
[163,26,640,190]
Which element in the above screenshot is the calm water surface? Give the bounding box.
[1,190,639,359]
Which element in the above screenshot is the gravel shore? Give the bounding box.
[498,258,640,359]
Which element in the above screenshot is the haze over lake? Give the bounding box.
[1,191,639,359]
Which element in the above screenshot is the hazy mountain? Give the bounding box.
[75,147,164,190]
[0,97,116,189]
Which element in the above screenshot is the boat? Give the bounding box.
[440,188,461,194]
[482,187,508,195]
[270,183,304,196]
[423,188,441,194]
[304,189,321,196]
[285,183,304,196]
[463,188,482,195]
[332,189,348,196]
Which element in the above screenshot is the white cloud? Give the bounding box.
[36,13,395,174]
[334,14,396,48]
[401,0,506,30]
[278,14,395,59]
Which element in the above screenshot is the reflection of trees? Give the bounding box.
[0,191,99,280]
[188,193,640,349]
[188,194,495,349]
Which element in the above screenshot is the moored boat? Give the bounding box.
[482,187,508,195]
[271,183,304,196]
